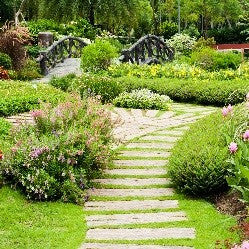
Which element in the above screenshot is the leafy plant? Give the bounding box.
[0,52,12,69]
[0,97,114,203]
[26,45,42,59]
[223,101,249,202]
[113,89,172,110]
[0,118,11,139]
[10,59,42,80]
[81,39,118,72]
[50,74,123,104]
[190,47,242,71]
[167,33,196,56]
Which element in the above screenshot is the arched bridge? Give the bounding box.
[120,34,174,65]
[38,36,88,75]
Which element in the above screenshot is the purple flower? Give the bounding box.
[243,130,249,141]
[229,142,238,154]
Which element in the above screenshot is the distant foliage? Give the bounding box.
[81,39,118,72]
[190,47,242,71]
[167,34,196,56]
[159,21,178,39]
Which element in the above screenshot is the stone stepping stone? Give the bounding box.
[94,178,170,187]
[156,130,184,136]
[113,160,168,167]
[86,228,195,240]
[88,188,174,197]
[141,135,179,142]
[87,211,187,227]
[85,200,179,211]
[105,168,166,176]
[119,151,170,158]
[126,143,173,150]
[82,244,192,249]
[131,109,144,117]
[146,110,159,118]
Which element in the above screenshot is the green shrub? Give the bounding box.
[26,45,42,59]
[0,53,12,70]
[10,59,42,81]
[50,74,78,92]
[0,97,114,203]
[167,33,196,56]
[159,21,178,39]
[0,81,68,116]
[0,118,11,138]
[81,39,118,72]
[168,112,230,196]
[50,74,123,104]
[113,89,172,110]
[193,37,216,51]
[190,47,242,71]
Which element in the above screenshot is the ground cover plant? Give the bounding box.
[0,186,86,249]
[113,89,172,110]
[0,80,67,116]
[0,96,114,204]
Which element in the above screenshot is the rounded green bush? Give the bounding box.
[190,47,242,71]
[0,52,12,70]
[81,39,118,72]
[168,112,230,196]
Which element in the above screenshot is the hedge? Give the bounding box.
[0,81,68,116]
[49,75,249,107]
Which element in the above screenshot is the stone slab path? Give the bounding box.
[81,104,217,249]
[4,102,217,249]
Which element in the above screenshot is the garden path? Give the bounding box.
[81,103,218,249]
[33,58,81,83]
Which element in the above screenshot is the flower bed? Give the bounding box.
[0,96,114,203]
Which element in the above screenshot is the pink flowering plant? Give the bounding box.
[223,96,249,202]
[0,95,114,203]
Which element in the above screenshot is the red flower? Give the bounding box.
[0,150,3,160]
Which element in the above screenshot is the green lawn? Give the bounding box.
[0,186,86,249]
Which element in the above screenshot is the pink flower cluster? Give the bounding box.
[243,130,249,141]
[222,104,233,117]
[229,142,238,154]
[31,110,43,118]
[232,241,249,249]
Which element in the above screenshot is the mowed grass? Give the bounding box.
[0,186,86,249]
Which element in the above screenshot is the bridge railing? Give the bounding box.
[120,34,174,65]
[37,36,88,75]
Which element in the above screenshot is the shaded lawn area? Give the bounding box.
[0,186,86,249]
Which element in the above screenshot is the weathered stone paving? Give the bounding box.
[82,244,193,249]
[82,104,217,249]
[86,228,195,240]
[5,103,217,248]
